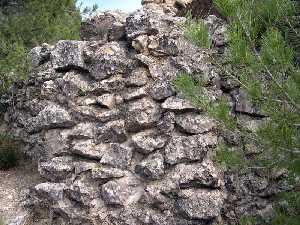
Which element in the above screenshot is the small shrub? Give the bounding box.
[184,15,211,49]
[0,134,20,170]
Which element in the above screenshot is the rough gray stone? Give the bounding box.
[170,160,223,188]
[101,175,143,206]
[132,129,167,154]
[100,143,133,169]
[80,11,127,42]
[51,40,86,70]
[162,96,196,111]
[97,120,127,143]
[38,156,74,181]
[92,166,125,179]
[26,104,74,133]
[87,42,134,81]
[126,67,150,87]
[149,80,175,100]
[135,153,165,180]
[165,133,217,165]
[176,189,224,220]
[125,97,161,131]
[175,112,216,134]
[71,139,104,159]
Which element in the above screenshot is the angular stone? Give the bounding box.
[125,98,161,131]
[80,11,127,42]
[26,104,74,133]
[51,40,86,70]
[164,133,217,165]
[157,112,175,134]
[132,35,149,53]
[38,156,75,181]
[34,182,66,202]
[93,74,126,93]
[68,122,98,139]
[162,96,196,111]
[29,43,52,68]
[136,54,178,81]
[97,120,127,143]
[101,175,143,206]
[176,189,224,220]
[149,80,175,100]
[61,71,94,94]
[92,166,125,179]
[87,42,134,81]
[135,153,165,180]
[148,35,179,56]
[123,87,148,101]
[96,94,122,109]
[71,139,105,159]
[74,161,98,175]
[44,129,70,156]
[175,113,216,134]
[65,178,99,204]
[100,143,133,169]
[132,129,167,154]
[170,160,223,188]
[143,179,177,211]
[126,67,150,87]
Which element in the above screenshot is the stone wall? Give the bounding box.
[3,2,283,225]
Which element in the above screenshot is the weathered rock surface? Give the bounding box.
[2,1,277,225]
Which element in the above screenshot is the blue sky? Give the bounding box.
[80,0,141,12]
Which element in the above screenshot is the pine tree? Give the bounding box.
[0,0,82,93]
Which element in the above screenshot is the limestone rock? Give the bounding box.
[26,104,74,133]
[87,42,134,80]
[71,139,104,159]
[126,67,150,87]
[125,97,161,131]
[38,156,74,181]
[135,153,165,180]
[170,160,223,188]
[100,143,133,169]
[80,11,127,42]
[162,96,196,111]
[132,129,167,154]
[175,112,216,134]
[176,189,224,220]
[97,120,127,143]
[51,40,86,70]
[101,175,143,206]
[92,166,125,179]
[165,133,217,165]
[149,80,175,100]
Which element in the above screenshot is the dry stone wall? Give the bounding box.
[5,5,226,225]
[3,2,283,225]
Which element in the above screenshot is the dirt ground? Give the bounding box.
[0,159,41,224]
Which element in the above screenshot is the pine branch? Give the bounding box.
[236,14,300,113]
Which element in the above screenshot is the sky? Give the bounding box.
[80,0,142,12]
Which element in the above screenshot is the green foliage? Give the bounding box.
[184,13,211,49]
[271,191,300,225]
[214,144,244,170]
[210,0,300,175]
[173,72,237,130]
[239,216,257,225]
[0,0,82,94]
[0,134,20,170]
